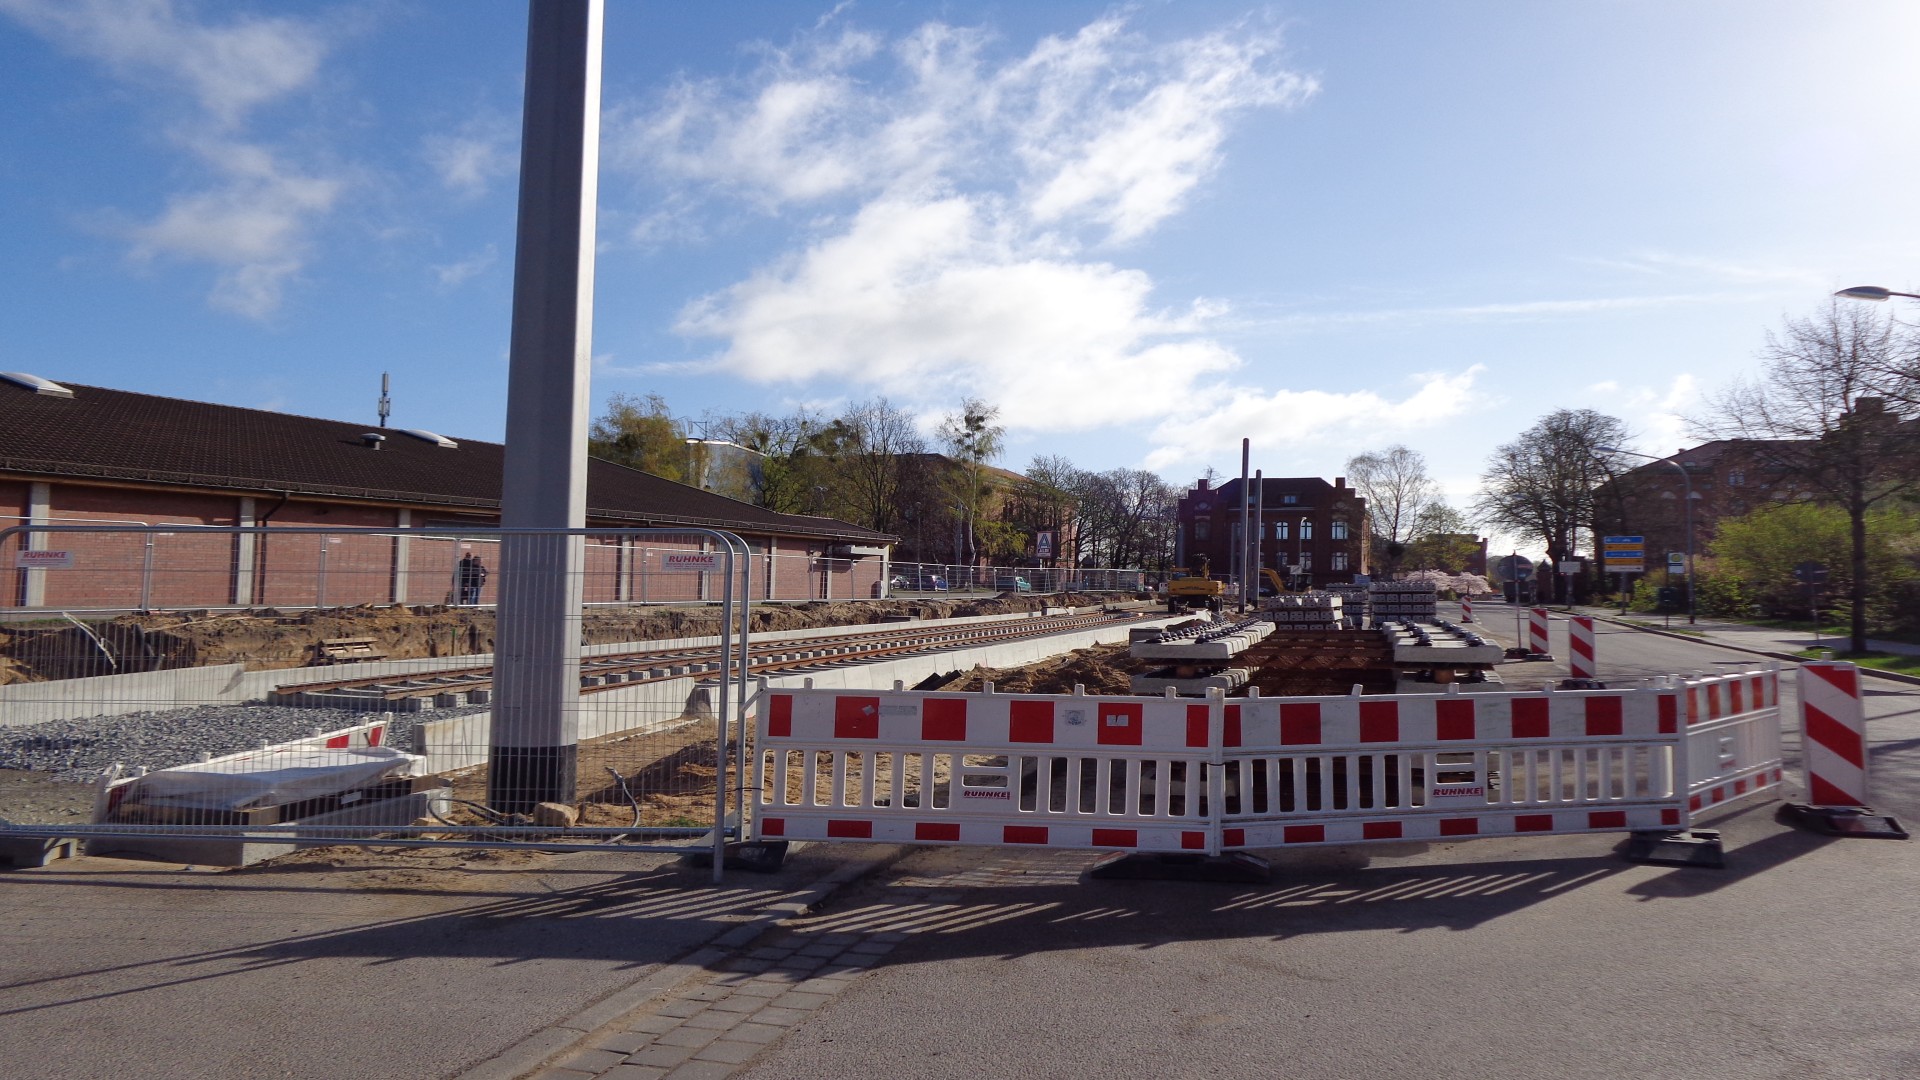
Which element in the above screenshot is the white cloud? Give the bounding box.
[431,245,498,290]
[1140,367,1487,473]
[423,115,518,197]
[2,0,344,318]
[617,12,1315,465]
[1617,372,1700,457]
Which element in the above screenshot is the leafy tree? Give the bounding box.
[589,392,686,482]
[1693,301,1920,651]
[1474,409,1631,602]
[1708,502,1918,627]
[1403,502,1481,573]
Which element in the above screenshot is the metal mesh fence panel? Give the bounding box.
[0,525,750,877]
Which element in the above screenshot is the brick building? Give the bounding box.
[0,372,895,609]
[1174,476,1369,590]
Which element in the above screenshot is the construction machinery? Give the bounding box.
[1163,555,1226,612]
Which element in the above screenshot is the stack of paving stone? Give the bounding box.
[1324,582,1369,626]
[1368,579,1438,622]
[1260,591,1345,630]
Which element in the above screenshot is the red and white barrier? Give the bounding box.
[1798,662,1867,807]
[1568,616,1597,679]
[1528,608,1551,656]
[1461,598,1473,623]
[1680,667,1784,817]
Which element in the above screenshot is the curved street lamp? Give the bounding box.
[1834,285,1920,302]
[1598,445,1695,624]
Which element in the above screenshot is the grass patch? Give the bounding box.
[1790,648,1920,675]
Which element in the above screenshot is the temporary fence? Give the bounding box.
[883,563,1148,598]
[1568,616,1597,679]
[750,666,1785,858]
[0,525,753,878]
[1528,607,1552,657]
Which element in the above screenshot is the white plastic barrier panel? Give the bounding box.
[1798,661,1866,806]
[1217,685,1686,848]
[1681,666,1784,816]
[754,685,1224,854]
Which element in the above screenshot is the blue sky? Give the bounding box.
[4,1,1918,546]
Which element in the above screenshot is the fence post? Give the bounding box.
[140,533,156,611]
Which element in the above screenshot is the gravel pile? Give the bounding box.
[0,704,488,784]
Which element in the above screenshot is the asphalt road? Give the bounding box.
[735,613,1920,1080]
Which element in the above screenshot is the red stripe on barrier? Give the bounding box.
[1096,701,1144,747]
[1707,684,1722,719]
[1360,700,1400,743]
[1004,825,1049,845]
[767,694,793,738]
[1437,699,1476,741]
[1516,814,1554,832]
[1225,704,1242,748]
[834,696,881,739]
[922,698,967,741]
[916,822,961,842]
[325,735,348,749]
[1224,828,1246,846]
[1511,697,1549,739]
[1773,768,1783,783]
[1180,831,1206,850]
[1729,681,1744,714]
[1588,810,1627,830]
[1440,818,1479,836]
[761,818,786,836]
[1688,795,1702,811]
[1009,700,1054,744]
[368,726,383,747]
[1733,779,1747,795]
[1091,828,1138,848]
[1363,821,1403,840]
[1186,704,1209,748]
[1584,696,1623,737]
[1810,776,1860,806]
[1280,703,1322,746]
[1807,663,1860,697]
[827,819,873,839]
[1662,809,1680,826]
[1283,824,1325,844]
[1804,706,1866,769]
[1711,785,1725,804]
[1686,687,1699,725]
[1658,693,1678,734]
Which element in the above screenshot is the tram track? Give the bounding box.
[270,609,1163,707]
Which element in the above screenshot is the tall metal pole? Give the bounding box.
[489,0,603,814]
[1252,469,1264,603]
[1238,439,1250,614]
[1671,455,1697,625]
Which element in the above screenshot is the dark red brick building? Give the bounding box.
[1174,476,1370,590]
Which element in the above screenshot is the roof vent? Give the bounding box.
[361,432,387,450]
[1,372,75,398]
[397,428,458,449]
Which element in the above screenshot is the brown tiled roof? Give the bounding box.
[0,378,893,543]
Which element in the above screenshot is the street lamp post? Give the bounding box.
[1599,445,1696,624]
[1835,285,1920,302]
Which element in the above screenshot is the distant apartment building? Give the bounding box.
[1175,476,1370,590]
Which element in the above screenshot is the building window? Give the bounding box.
[1330,519,1348,540]
[1728,469,1745,487]
[1194,520,1210,541]
[1299,552,1312,570]
[1281,494,1298,505]
[1331,551,1348,571]
[1273,521,1289,540]
[1300,521,1313,540]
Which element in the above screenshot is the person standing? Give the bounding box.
[458,552,488,605]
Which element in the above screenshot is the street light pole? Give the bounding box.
[1599,445,1695,624]
[1835,285,1920,302]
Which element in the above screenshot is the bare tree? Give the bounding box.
[1346,445,1437,574]
[839,398,925,534]
[1474,409,1631,602]
[1692,301,1920,652]
[937,398,1005,568]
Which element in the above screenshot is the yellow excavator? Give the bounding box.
[1164,555,1226,612]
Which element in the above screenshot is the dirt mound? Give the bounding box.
[944,643,1150,696]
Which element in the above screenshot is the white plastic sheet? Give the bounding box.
[121,747,421,811]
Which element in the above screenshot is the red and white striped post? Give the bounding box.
[1788,661,1909,838]
[1528,607,1551,657]
[1461,597,1473,623]
[1568,616,1596,679]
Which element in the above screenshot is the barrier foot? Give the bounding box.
[683,840,791,873]
[1557,678,1608,690]
[1780,804,1910,840]
[0,834,79,870]
[1623,829,1724,869]
[1086,851,1269,884]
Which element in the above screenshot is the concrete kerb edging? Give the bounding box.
[452,842,913,1080]
[1585,611,1920,688]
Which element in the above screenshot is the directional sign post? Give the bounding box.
[1603,536,1643,612]
[1796,561,1830,647]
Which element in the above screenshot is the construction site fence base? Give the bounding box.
[751,666,1787,865]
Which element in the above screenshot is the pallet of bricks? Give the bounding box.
[1369,580,1437,623]
[1324,583,1368,628]
[1261,592,1345,630]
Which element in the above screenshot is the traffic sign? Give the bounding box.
[1668,552,1686,572]
[1602,535,1644,573]
[1794,561,1829,584]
